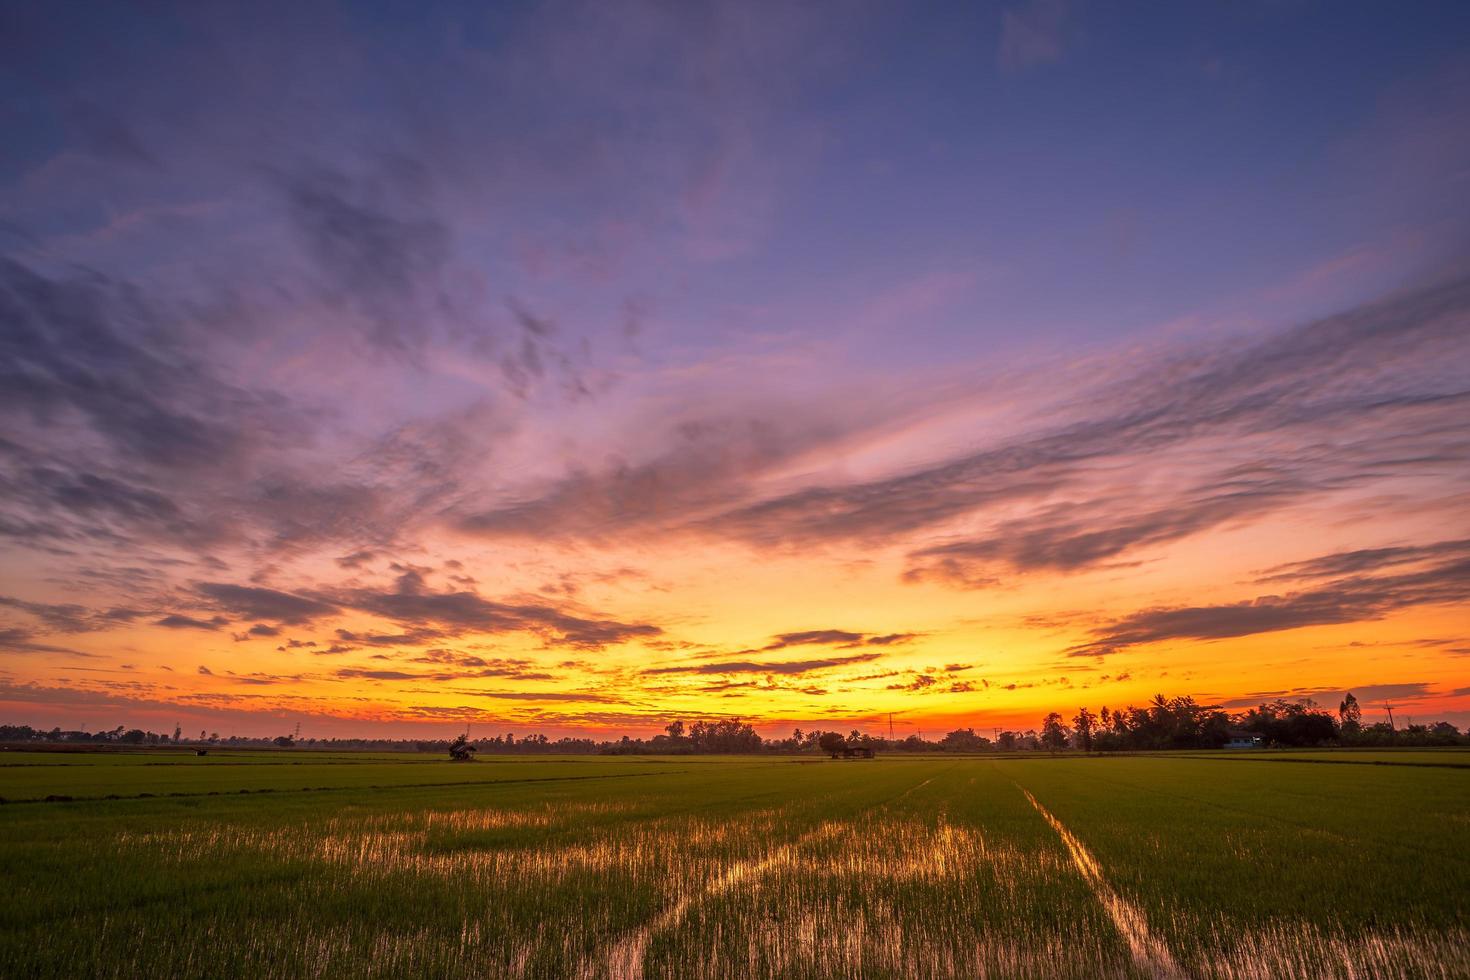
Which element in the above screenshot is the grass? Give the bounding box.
[0,750,1464,978]
[1167,748,1470,767]
[0,752,698,800]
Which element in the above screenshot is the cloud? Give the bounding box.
[0,627,93,656]
[645,652,883,676]
[1256,538,1470,583]
[335,657,556,682]
[763,629,865,649]
[156,614,228,630]
[194,582,338,625]
[453,411,858,542]
[866,633,919,646]
[700,275,1470,556]
[701,629,921,655]
[281,166,450,356]
[160,573,664,652]
[454,690,621,703]
[334,628,443,647]
[334,668,418,681]
[408,649,534,670]
[0,258,312,555]
[906,473,1311,579]
[336,550,376,569]
[22,468,184,527]
[331,579,662,649]
[1070,538,1470,656]
[0,595,93,632]
[0,258,287,472]
[1216,682,1439,709]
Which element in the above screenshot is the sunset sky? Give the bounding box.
[1,1,1468,740]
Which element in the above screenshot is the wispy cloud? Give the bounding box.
[645,653,884,676]
[1071,539,1470,657]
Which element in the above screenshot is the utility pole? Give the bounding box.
[1385,702,1396,730]
[888,713,894,741]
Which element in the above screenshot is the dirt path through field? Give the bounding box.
[1017,784,1183,979]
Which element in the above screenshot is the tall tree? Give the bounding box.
[1339,692,1362,736]
[1072,708,1096,752]
[1040,712,1070,752]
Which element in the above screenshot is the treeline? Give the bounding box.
[0,725,602,754]
[2,692,1465,755]
[1024,693,1466,751]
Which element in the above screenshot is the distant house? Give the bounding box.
[839,745,875,759]
[1224,729,1262,749]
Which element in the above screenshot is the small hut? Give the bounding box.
[1223,729,1262,749]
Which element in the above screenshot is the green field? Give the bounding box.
[1,751,1465,978]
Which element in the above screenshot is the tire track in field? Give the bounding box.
[602,825,823,980]
[1017,785,1183,979]
[598,765,944,979]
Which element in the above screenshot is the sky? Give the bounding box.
[1,0,1468,740]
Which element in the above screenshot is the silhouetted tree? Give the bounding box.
[1040,713,1070,752]
[1339,692,1362,737]
[1430,721,1461,744]
[819,731,847,758]
[938,728,990,751]
[1072,708,1096,751]
[688,718,762,753]
[1240,699,1338,747]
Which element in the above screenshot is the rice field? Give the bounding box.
[1,750,1465,978]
